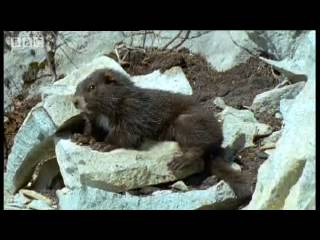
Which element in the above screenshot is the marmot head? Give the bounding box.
[72,68,133,113]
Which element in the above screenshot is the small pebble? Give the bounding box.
[171,181,189,191]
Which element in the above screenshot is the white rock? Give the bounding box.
[4,105,57,193]
[217,106,272,148]
[171,181,189,191]
[247,31,315,210]
[54,31,125,76]
[4,205,31,210]
[245,31,306,60]
[186,31,254,71]
[12,192,32,206]
[131,67,192,95]
[4,32,47,112]
[261,130,282,147]
[31,158,60,191]
[55,139,202,192]
[57,181,240,210]
[264,149,275,157]
[275,112,282,119]
[260,31,315,77]
[283,159,315,210]
[27,200,55,210]
[279,98,295,121]
[213,97,227,109]
[19,189,52,205]
[43,94,80,126]
[4,190,14,206]
[251,82,305,115]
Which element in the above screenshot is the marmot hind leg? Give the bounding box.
[167,112,222,171]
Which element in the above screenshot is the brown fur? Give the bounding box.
[73,68,252,199]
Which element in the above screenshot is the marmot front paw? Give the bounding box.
[91,142,118,152]
[71,133,91,145]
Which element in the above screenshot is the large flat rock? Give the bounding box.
[57,181,240,210]
[55,139,203,192]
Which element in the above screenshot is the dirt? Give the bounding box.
[234,147,268,190]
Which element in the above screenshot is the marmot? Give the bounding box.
[72,68,252,199]
[72,68,223,171]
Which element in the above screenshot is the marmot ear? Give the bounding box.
[104,71,116,84]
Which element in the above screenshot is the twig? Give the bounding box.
[270,65,280,80]
[35,73,52,80]
[142,30,147,48]
[42,31,57,81]
[161,31,183,50]
[121,50,129,62]
[187,31,212,39]
[55,40,79,70]
[241,105,251,110]
[228,31,260,59]
[275,79,291,89]
[172,30,191,49]
[260,143,276,151]
[114,46,129,66]
[52,31,82,54]
[114,47,122,63]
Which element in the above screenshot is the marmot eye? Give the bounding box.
[89,84,95,91]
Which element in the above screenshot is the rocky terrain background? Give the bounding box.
[3,31,315,210]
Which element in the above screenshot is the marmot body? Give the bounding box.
[73,68,223,171]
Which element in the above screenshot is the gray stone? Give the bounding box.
[261,130,282,147]
[171,181,189,191]
[260,31,315,77]
[247,31,315,210]
[55,139,202,192]
[131,67,192,95]
[187,31,254,71]
[213,97,227,109]
[30,158,60,191]
[283,158,315,210]
[275,112,282,119]
[217,106,272,148]
[4,190,14,206]
[19,189,53,205]
[27,200,55,210]
[245,31,307,60]
[4,31,47,112]
[57,181,240,210]
[279,98,295,121]
[12,192,32,206]
[4,205,31,210]
[251,82,305,116]
[4,105,57,193]
[54,31,125,76]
